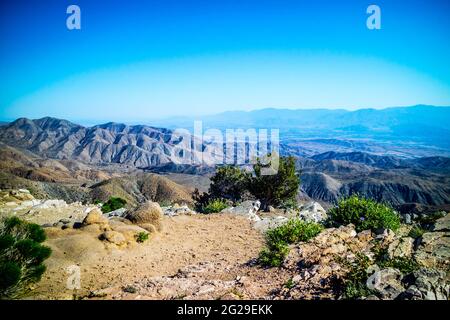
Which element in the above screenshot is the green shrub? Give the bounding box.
[208,166,252,204]
[339,253,375,299]
[249,155,300,211]
[135,232,149,243]
[158,200,172,208]
[258,219,323,267]
[0,217,51,299]
[284,278,295,289]
[202,199,228,214]
[101,197,127,214]
[328,195,401,232]
[258,242,290,267]
[408,225,426,239]
[266,219,324,245]
[380,256,420,274]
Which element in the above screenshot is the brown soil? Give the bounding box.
[31,214,290,300]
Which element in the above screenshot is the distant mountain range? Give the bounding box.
[153,104,450,135]
[0,110,449,208]
[151,105,450,157]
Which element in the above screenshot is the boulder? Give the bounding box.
[298,202,327,223]
[366,268,404,299]
[82,208,109,226]
[126,201,163,231]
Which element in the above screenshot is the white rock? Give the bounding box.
[20,200,42,207]
[298,202,327,223]
[105,207,128,218]
[220,200,261,221]
[253,216,289,232]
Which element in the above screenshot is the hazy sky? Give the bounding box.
[1,0,449,122]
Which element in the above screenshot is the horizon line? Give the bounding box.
[1,104,449,127]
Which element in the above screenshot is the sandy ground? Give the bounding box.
[30,214,290,300]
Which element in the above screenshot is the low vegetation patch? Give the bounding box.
[202,199,229,214]
[135,232,149,243]
[0,217,51,299]
[101,197,127,214]
[373,246,421,274]
[339,245,421,299]
[259,219,323,267]
[328,195,401,232]
[339,253,375,299]
[408,225,426,239]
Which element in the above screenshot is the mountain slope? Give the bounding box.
[0,117,182,167]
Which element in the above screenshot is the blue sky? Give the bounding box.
[0,0,449,122]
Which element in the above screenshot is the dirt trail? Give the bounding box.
[31,214,287,300]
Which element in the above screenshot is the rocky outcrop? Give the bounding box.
[220,200,261,222]
[401,268,449,300]
[298,201,328,223]
[253,216,289,233]
[277,216,450,300]
[163,204,196,216]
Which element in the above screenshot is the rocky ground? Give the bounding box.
[0,189,448,300]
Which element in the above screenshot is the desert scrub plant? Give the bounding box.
[328,195,401,232]
[158,200,172,207]
[202,199,228,214]
[284,278,295,289]
[380,257,421,274]
[408,225,426,239]
[339,252,375,299]
[266,219,324,245]
[258,242,290,267]
[135,231,149,243]
[101,197,127,214]
[0,217,51,299]
[373,245,421,274]
[258,219,323,267]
